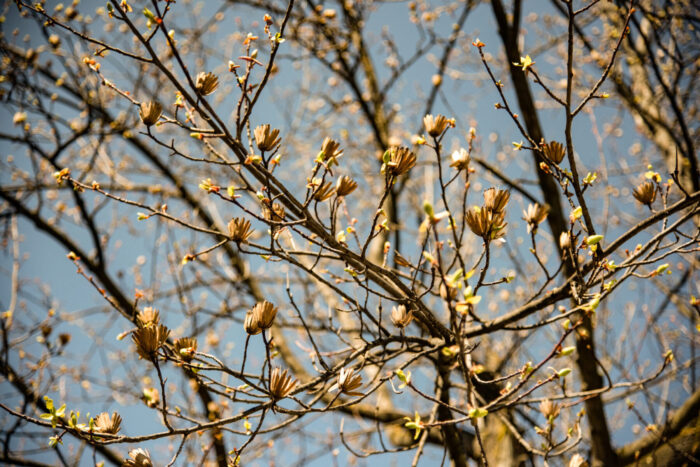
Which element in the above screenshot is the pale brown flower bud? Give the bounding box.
[254,124,281,152]
[269,367,297,399]
[313,181,336,201]
[141,387,159,409]
[139,101,162,126]
[559,231,571,250]
[263,202,286,237]
[335,176,358,197]
[542,140,565,164]
[136,307,160,328]
[123,448,153,467]
[483,188,510,213]
[439,282,458,301]
[320,137,343,164]
[93,411,122,434]
[263,202,286,222]
[195,71,219,96]
[450,148,470,171]
[568,453,589,467]
[132,324,170,360]
[539,399,560,421]
[632,181,656,206]
[523,203,550,233]
[423,114,450,137]
[227,217,254,243]
[391,305,413,328]
[174,337,198,362]
[385,146,416,176]
[244,301,278,335]
[330,368,364,396]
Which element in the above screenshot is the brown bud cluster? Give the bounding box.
[136,307,160,328]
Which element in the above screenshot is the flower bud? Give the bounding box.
[139,101,162,126]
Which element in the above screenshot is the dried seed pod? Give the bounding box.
[244,309,261,335]
[313,181,336,201]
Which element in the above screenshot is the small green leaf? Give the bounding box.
[143,8,156,21]
[583,172,598,185]
[586,235,604,246]
[382,150,391,164]
[558,346,575,357]
[468,407,488,419]
[570,206,582,221]
[423,201,434,218]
